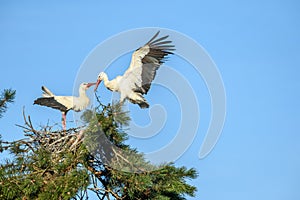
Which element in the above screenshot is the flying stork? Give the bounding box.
[94,31,175,108]
[34,82,95,129]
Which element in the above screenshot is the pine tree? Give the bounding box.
[0,88,16,118]
[0,99,198,200]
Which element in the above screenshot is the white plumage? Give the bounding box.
[94,31,175,108]
[34,82,95,129]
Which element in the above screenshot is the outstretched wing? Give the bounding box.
[34,97,69,112]
[34,85,74,112]
[122,31,175,94]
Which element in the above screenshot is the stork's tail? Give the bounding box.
[137,101,149,109]
[42,86,54,97]
[128,94,149,109]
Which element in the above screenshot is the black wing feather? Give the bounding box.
[137,32,175,94]
[146,31,161,44]
[34,97,68,112]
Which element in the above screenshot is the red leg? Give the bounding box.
[62,112,66,130]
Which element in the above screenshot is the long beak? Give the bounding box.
[94,79,102,92]
[87,82,96,88]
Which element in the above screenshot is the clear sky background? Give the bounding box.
[1,1,300,200]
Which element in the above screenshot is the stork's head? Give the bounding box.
[94,72,105,92]
[81,82,96,90]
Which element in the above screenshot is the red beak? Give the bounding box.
[87,82,96,88]
[94,79,102,92]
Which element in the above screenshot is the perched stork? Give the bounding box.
[34,82,95,129]
[94,31,175,108]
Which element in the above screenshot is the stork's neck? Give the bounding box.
[100,73,119,91]
[102,73,110,86]
[101,73,114,91]
[79,87,88,98]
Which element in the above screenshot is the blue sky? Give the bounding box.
[1,1,300,199]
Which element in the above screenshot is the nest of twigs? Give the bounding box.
[1,111,85,155]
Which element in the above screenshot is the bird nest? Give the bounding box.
[1,112,84,155]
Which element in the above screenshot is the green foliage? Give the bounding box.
[82,102,130,148]
[0,88,16,118]
[0,137,89,200]
[105,164,197,200]
[0,100,198,199]
[82,102,198,199]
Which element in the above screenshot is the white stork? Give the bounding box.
[34,82,95,129]
[94,31,175,108]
